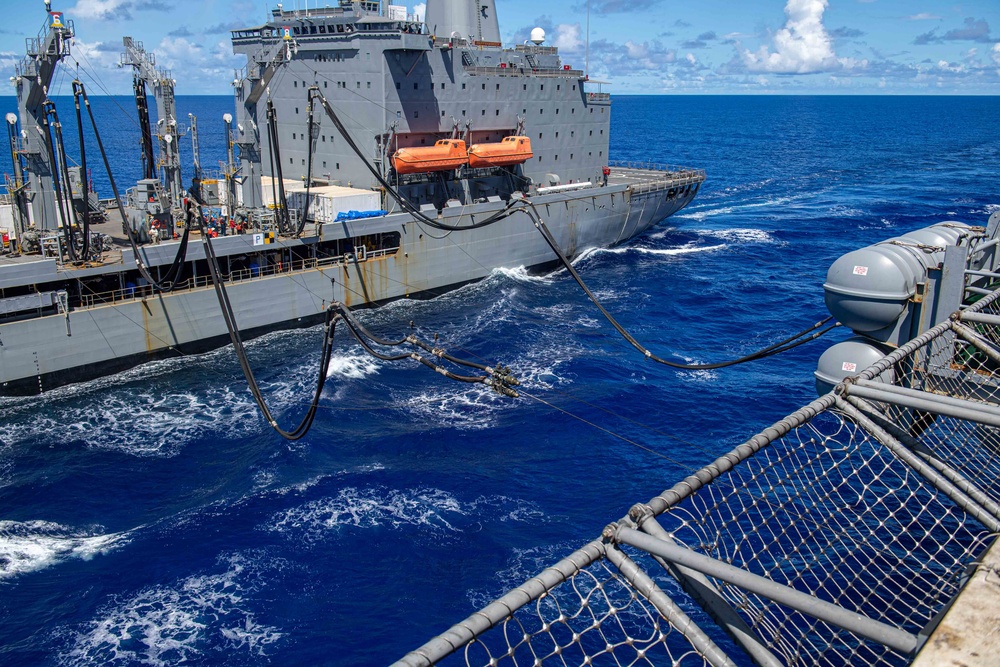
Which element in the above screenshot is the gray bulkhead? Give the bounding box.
[231,0,612,209]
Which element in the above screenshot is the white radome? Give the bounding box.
[530,27,545,45]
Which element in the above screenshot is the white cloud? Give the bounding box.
[625,42,648,59]
[412,3,426,22]
[73,0,129,20]
[908,13,942,21]
[992,42,1000,66]
[742,0,844,74]
[553,23,582,52]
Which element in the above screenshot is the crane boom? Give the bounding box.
[14,9,74,232]
[233,33,295,209]
[121,36,184,212]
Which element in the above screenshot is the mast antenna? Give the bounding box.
[585,0,590,78]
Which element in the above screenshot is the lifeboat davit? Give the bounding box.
[393,139,469,174]
[468,136,533,168]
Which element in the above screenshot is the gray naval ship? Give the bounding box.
[0,0,705,395]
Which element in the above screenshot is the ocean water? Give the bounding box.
[0,94,998,665]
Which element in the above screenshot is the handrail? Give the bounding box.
[463,66,584,78]
[609,160,706,178]
[75,247,399,309]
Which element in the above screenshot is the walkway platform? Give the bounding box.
[913,537,1000,667]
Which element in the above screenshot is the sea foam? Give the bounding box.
[60,552,283,666]
[0,520,126,580]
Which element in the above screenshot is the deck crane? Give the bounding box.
[232,27,296,210]
[12,3,74,235]
[120,36,185,215]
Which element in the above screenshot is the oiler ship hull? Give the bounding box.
[0,179,699,394]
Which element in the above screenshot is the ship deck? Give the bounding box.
[608,162,706,192]
[0,168,705,273]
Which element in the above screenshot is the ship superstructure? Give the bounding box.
[232,0,611,213]
[0,1,705,395]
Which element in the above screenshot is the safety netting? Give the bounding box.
[394,289,1000,667]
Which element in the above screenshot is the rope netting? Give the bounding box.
[455,560,717,667]
[395,290,1000,667]
[654,410,992,666]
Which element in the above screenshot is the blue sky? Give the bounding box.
[1,1,998,94]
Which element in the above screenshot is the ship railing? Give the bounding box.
[463,66,585,78]
[609,160,704,175]
[586,91,611,102]
[394,286,1000,667]
[75,246,400,309]
[514,45,559,55]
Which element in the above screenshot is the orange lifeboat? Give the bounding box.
[468,136,533,168]
[393,139,469,174]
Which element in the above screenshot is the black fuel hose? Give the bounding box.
[195,194,335,440]
[78,82,192,291]
[521,202,839,370]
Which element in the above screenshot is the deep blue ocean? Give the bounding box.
[0,94,997,665]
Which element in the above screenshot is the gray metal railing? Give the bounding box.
[76,247,399,309]
[395,286,1000,667]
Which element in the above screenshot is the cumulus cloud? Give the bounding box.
[915,17,994,45]
[412,3,426,22]
[830,27,864,39]
[72,0,170,21]
[573,0,664,15]
[682,31,717,49]
[585,37,677,77]
[742,0,845,74]
[943,18,993,43]
[553,24,583,52]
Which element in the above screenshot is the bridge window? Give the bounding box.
[482,83,486,90]
[462,83,466,90]
[414,82,418,89]
[396,82,401,89]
